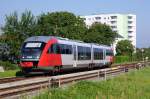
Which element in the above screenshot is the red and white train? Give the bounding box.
[20,36,114,73]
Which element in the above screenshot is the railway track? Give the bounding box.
[0,77,50,99]
[0,77,26,84]
[0,61,149,99]
[0,80,49,98]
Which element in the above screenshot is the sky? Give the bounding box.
[0,0,149,48]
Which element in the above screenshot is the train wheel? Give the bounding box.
[52,66,62,75]
[21,68,31,76]
[88,63,92,70]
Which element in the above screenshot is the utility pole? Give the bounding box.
[141,49,144,62]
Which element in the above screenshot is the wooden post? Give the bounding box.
[48,78,51,89]
[98,71,100,78]
[104,70,106,80]
[58,79,61,87]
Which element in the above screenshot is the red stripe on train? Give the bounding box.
[38,38,62,67]
[20,62,33,67]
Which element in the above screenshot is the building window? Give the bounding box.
[111,21,117,24]
[128,31,133,33]
[128,36,133,38]
[111,26,117,29]
[128,16,132,19]
[128,21,133,24]
[128,26,132,29]
[111,16,117,19]
[95,17,101,20]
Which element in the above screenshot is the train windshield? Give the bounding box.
[21,42,46,59]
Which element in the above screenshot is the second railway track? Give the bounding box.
[0,77,27,84]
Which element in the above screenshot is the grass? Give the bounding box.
[34,67,150,99]
[0,70,20,78]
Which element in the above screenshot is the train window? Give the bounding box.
[59,44,65,54]
[94,48,103,60]
[85,47,91,60]
[78,46,84,60]
[66,45,72,54]
[78,46,91,60]
[59,44,72,54]
[106,50,113,56]
[48,43,60,54]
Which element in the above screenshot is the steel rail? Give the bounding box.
[0,77,26,84]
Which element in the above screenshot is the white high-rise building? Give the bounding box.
[81,14,136,54]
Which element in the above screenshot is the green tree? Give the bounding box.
[36,11,87,40]
[1,11,37,58]
[0,42,10,61]
[84,23,117,45]
[135,48,150,61]
[116,40,134,56]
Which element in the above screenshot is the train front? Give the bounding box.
[19,38,46,73]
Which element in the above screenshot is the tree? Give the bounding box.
[116,40,134,56]
[1,11,37,58]
[0,43,10,61]
[135,47,150,61]
[84,23,117,45]
[36,11,87,40]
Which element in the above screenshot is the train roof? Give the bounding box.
[24,36,112,48]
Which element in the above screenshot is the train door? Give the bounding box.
[60,44,73,67]
[73,45,77,67]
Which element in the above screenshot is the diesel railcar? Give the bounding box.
[19,36,114,73]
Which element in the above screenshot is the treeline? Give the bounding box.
[0,11,117,61]
[115,40,150,63]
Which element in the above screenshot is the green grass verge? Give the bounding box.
[0,70,19,78]
[34,67,150,99]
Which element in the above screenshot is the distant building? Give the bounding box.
[81,14,136,54]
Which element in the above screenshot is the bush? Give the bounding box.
[114,56,130,63]
[0,61,19,70]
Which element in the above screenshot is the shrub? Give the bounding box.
[114,56,130,63]
[0,61,19,70]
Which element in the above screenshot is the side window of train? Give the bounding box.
[48,43,60,54]
[94,48,103,60]
[106,49,113,56]
[78,46,84,60]
[59,44,72,54]
[78,46,91,60]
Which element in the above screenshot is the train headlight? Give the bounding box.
[22,56,25,58]
[36,56,40,59]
